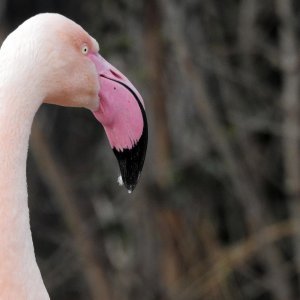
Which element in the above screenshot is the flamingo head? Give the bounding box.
[3,13,148,192]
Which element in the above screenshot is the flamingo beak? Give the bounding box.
[88,53,148,192]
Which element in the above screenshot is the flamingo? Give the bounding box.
[0,13,147,299]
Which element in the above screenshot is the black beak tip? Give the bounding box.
[113,114,148,193]
[113,137,147,192]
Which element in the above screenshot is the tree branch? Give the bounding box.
[277,0,300,292]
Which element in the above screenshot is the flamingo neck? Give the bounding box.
[0,86,49,299]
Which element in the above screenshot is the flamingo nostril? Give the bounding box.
[110,69,123,79]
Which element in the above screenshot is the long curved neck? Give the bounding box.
[0,85,49,299]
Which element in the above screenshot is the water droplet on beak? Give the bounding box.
[117,175,123,186]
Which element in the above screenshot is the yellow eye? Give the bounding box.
[81,45,89,55]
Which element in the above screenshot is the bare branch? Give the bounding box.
[277,0,300,291]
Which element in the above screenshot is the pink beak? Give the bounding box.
[88,53,148,192]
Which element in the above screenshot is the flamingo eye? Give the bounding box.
[81,44,89,55]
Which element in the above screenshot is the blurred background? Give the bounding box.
[2,0,300,299]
